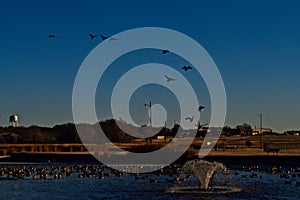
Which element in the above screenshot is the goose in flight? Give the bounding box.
[198,105,205,112]
[164,75,175,82]
[101,34,118,41]
[89,34,97,40]
[48,34,58,39]
[185,116,194,123]
[182,65,192,71]
[100,34,109,40]
[162,49,170,54]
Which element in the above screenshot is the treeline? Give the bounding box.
[0,120,281,144]
[0,123,80,144]
[0,119,178,144]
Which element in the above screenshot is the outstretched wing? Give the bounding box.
[101,34,109,40]
[48,34,58,38]
[89,34,97,39]
[198,106,205,111]
[165,75,175,82]
[162,49,170,54]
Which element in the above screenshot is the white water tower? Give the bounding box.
[9,114,18,127]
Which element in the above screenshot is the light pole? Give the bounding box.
[257,113,263,149]
[257,113,263,135]
[144,101,152,128]
[144,101,152,143]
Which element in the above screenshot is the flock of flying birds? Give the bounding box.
[160,44,198,125]
[49,33,198,125]
[48,33,193,83]
[48,33,118,41]
[184,105,205,125]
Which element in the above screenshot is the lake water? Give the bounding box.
[1,162,300,199]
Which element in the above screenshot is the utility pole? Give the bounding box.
[164,121,167,144]
[257,113,263,135]
[144,101,152,143]
[257,113,263,148]
[144,101,152,128]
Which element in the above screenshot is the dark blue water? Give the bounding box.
[0,163,300,200]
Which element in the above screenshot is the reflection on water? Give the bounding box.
[0,163,300,200]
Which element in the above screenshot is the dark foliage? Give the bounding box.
[245,139,252,147]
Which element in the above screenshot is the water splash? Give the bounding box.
[182,159,227,190]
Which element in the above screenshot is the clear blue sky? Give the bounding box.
[0,0,299,132]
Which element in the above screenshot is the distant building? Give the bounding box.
[157,136,165,140]
[285,130,300,136]
[252,128,272,135]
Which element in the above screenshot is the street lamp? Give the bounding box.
[257,113,263,135]
[144,101,152,143]
[257,113,263,149]
[144,101,152,128]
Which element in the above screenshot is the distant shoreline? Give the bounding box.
[2,135,300,167]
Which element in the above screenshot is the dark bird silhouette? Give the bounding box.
[182,66,192,71]
[101,34,117,41]
[100,34,109,41]
[162,49,170,54]
[100,34,118,41]
[48,34,58,39]
[198,106,205,112]
[89,34,97,40]
[185,116,194,123]
[164,75,175,82]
